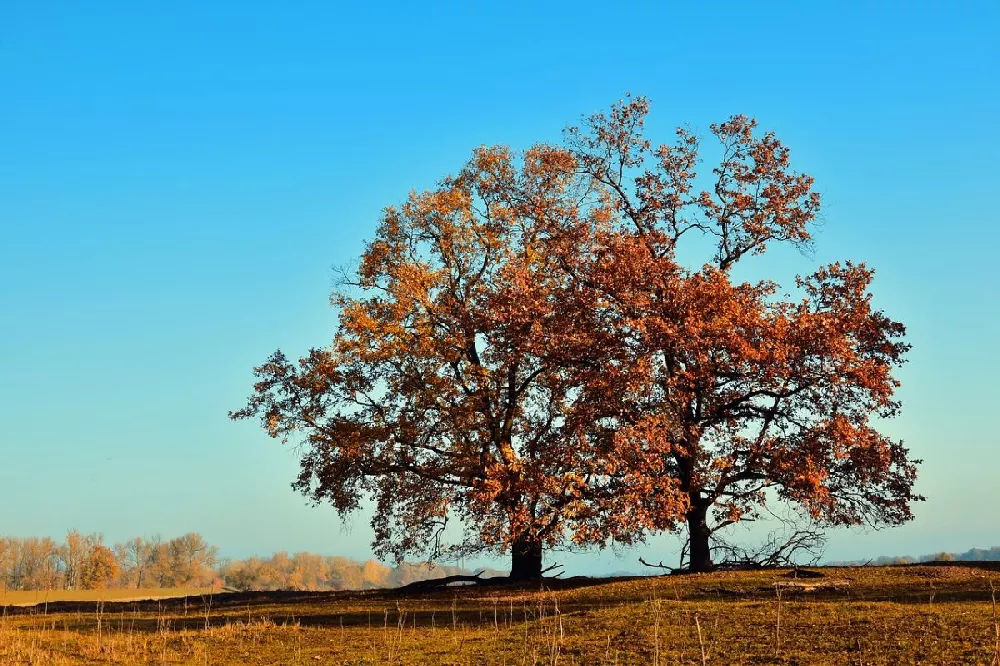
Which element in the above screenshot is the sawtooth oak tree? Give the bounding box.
[232,145,648,580]
[558,96,921,572]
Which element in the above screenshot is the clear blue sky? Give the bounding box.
[1,1,997,572]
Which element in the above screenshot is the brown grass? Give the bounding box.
[3,564,1000,664]
[0,587,216,606]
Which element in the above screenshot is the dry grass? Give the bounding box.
[0,587,216,606]
[3,564,1000,664]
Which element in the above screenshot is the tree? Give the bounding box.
[57,530,102,590]
[79,545,119,590]
[558,96,921,571]
[146,536,172,587]
[326,555,364,590]
[113,536,155,588]
[0,538,12,590]
[233,96,921,578]
[232,143,643,580]
[924,551,955,562]
[224,557,263,592]
[360,559,390,589]
[10,537,59,590]
[288,552,328,590]
[165,533,218,586]
[139,533,218,587]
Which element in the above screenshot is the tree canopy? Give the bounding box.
[233,96,921,576]
[232,143,647,579]
[556,98,921,571]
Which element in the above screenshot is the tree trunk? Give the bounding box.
[687,502,713,573]
[509,534,543,581]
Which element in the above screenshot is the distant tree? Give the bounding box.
[212,550,504,592]
[57,531,102,590]
[325,556,363,590]
[360,559,390,589]
[80,545,119,589]
[57,530,85,590]
[113,536,156,588]
[257,562,284,590]
[138,534,218,587]
[955,547,1000,562]
[0,538,12,589]
[11,537,59,590]
[146,536,173,587]
[223,557,262,592]
[922,551,955,562]
[288,552,327,590]
[165,533,218,586]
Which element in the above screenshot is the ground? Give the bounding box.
[1,587,217,607]
[3,563,1000,664]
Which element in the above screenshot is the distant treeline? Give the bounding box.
[0,532,219,591]
[0,532,500,592]
[831,546,1000,566]
[221,553,503,592]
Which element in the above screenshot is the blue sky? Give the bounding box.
[1,1,998,572]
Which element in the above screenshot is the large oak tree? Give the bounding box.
[231,145,649,580]
[558,97,921,571]
[234,97,921,578]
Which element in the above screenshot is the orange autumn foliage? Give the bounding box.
[232,144,645,580]
[554,96,920,571]
[233,96,920,577]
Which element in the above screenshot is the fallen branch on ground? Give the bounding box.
[395,572,486,592]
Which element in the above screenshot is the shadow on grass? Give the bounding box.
[1,574,643,617]
[7,562,1000,634]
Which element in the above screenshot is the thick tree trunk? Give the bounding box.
[687,502,714,573]
[509,534,543,581]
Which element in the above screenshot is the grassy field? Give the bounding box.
[0,587,217,607]
[3,564,1000,664]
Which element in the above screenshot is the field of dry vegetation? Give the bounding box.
[3,563,1000,665]
[1,588,217,607]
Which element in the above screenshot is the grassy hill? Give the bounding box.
[3,563,1000,664]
